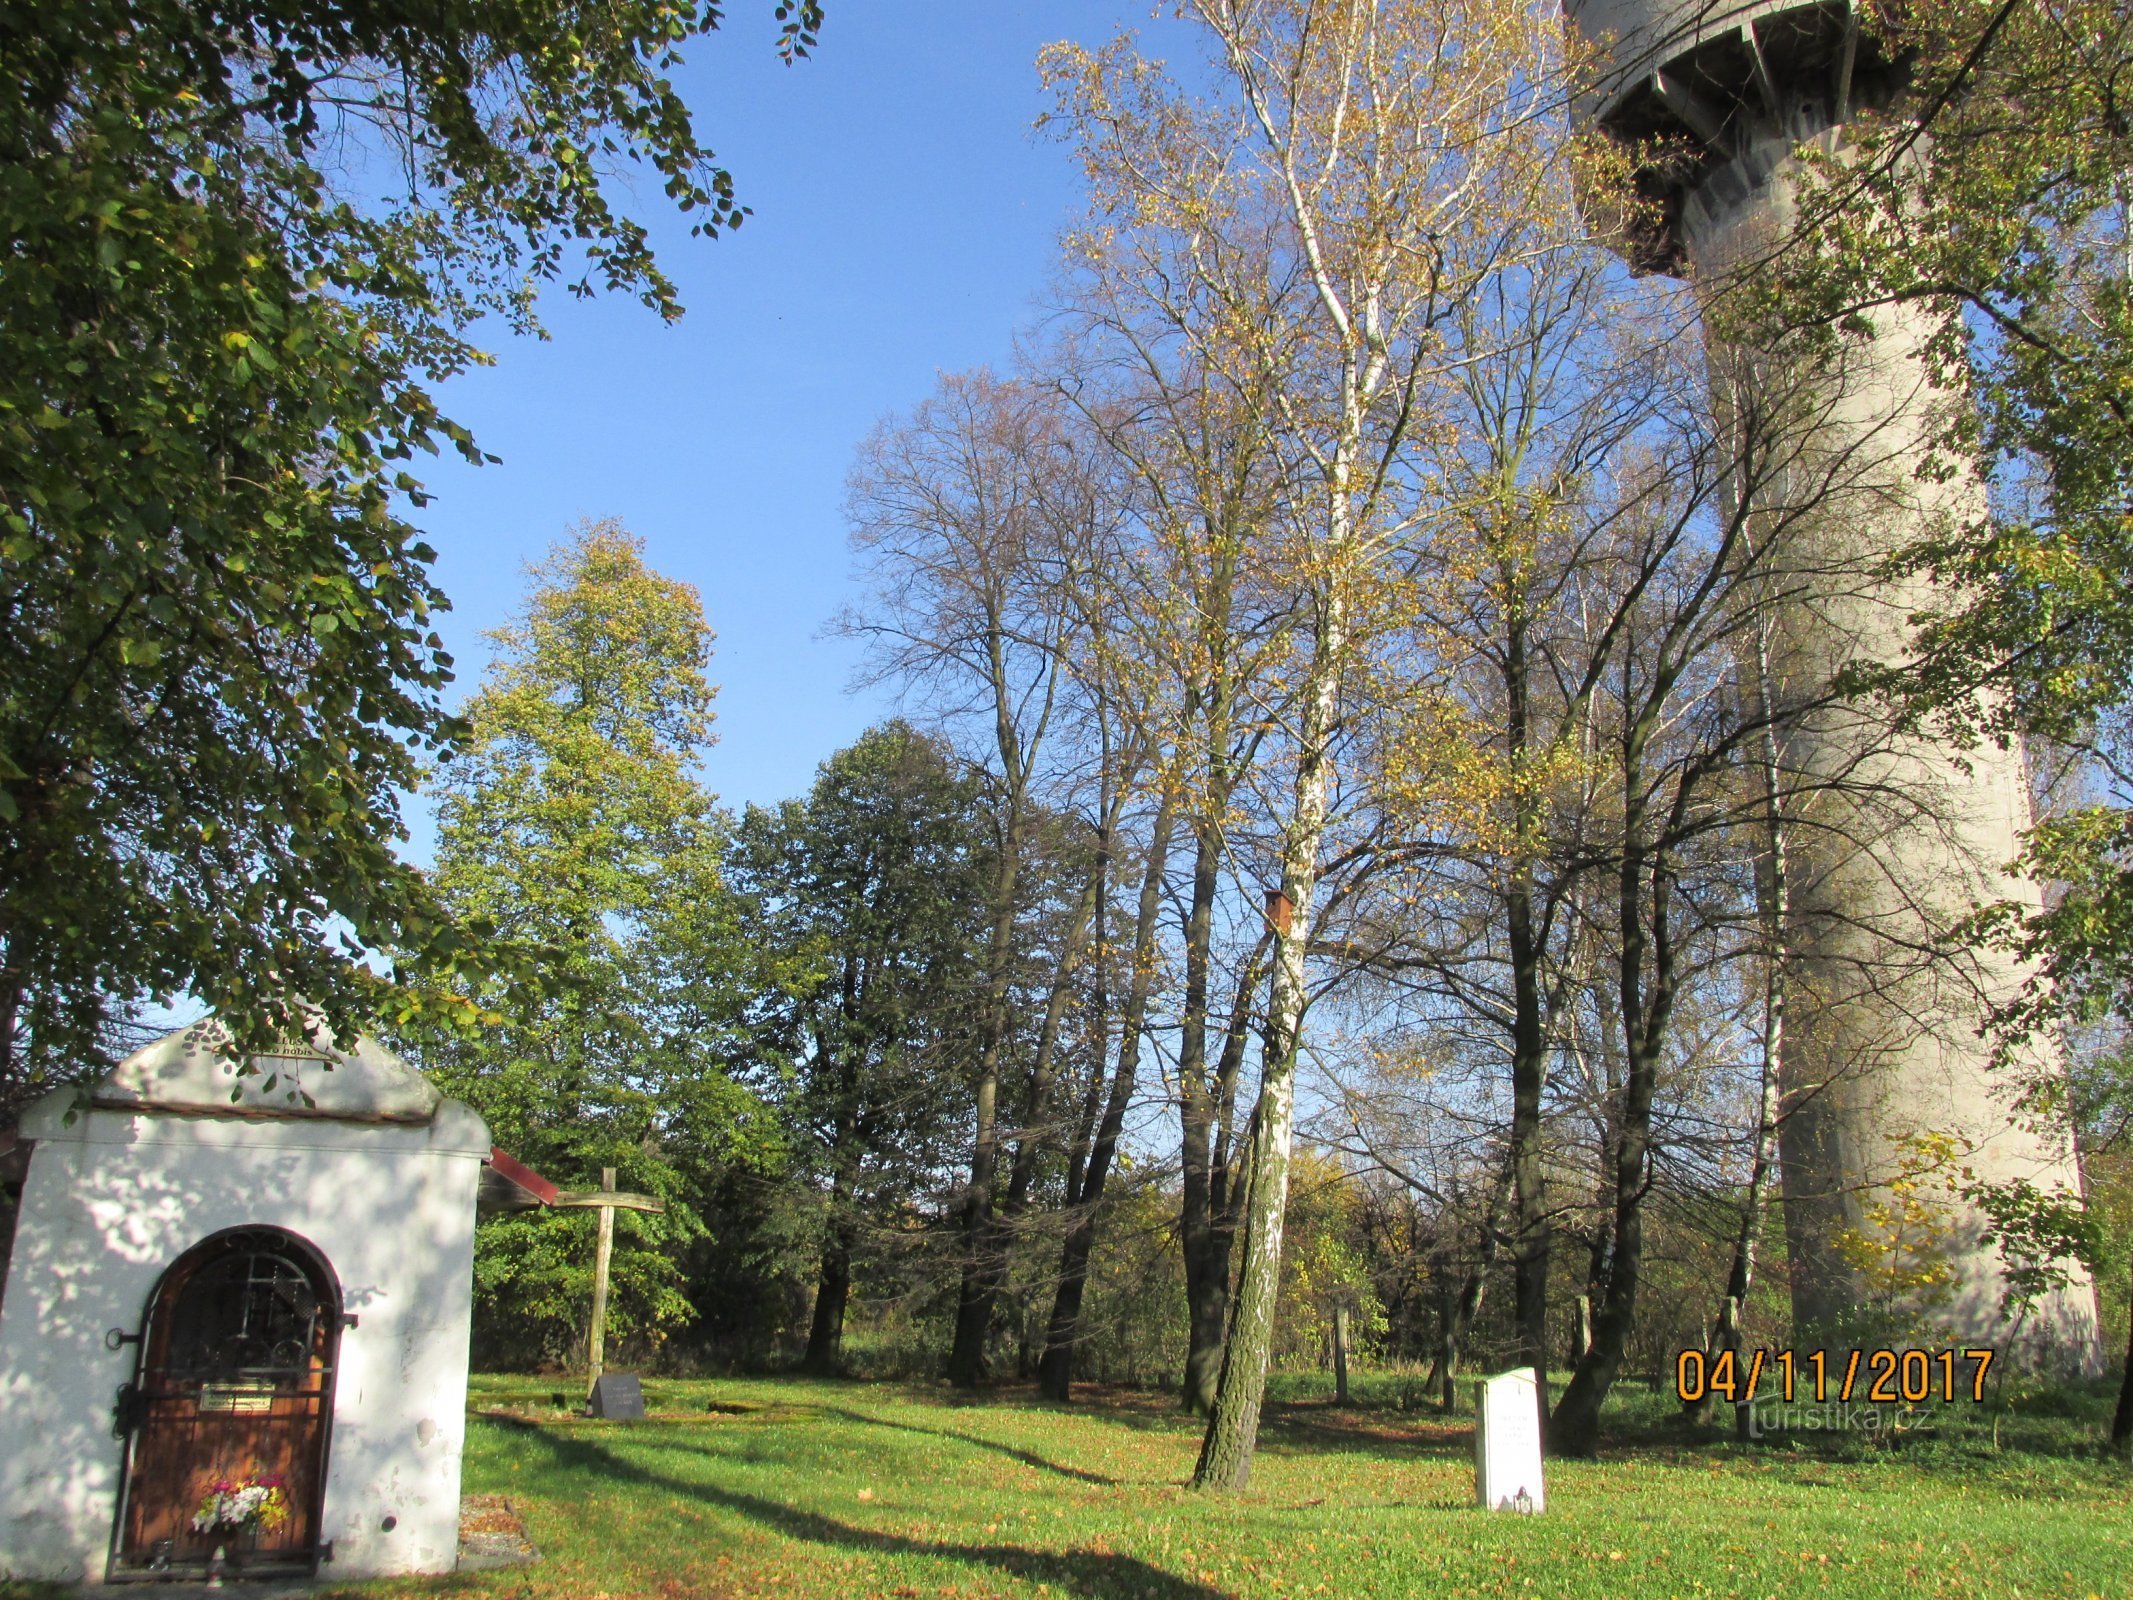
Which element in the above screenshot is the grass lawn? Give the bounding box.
[9,1373,2131,1598]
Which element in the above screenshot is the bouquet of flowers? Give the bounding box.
[191,1477,290,1535]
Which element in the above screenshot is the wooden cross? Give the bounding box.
[551,1167,665,1392]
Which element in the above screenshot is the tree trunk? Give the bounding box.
[947,1093,1005,1384]
[1332,1305,1351,1405]
[1549,1042,1660,1451]
[1583,1219,1613,1316]
[2113,1258,2133,1449]
[1039,800,1177,1400]
[0,972,19,1116]
[1691,706,1788,1426]
[1432,1274,1484,1412]
[1501,600,1555,1414]
[807,970,867,1377]
[955,864,1101,1379]
[1178,818,1222,1412]
[802,1211,855,1374]
[1426,1164,1510,1411]
[1036,1215,1099,1401]
[1550,724,1677,1457]
[1001,869,1102,1220]
[1061,838,1112,1217]
[1696,600,1791,1427]
[946,790,1026,1388]
[1183,931,1270,1412]
[1507,961,1552,1406]
[1177,806,1271,1425]
[1192,586,1343,1491]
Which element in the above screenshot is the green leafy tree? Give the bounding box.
[729,722,990,1373]
[0,0,822,1100]
[417,521,768,1368]
[1271,1151,1387,1377]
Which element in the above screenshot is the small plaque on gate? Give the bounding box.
[588,1374,645,1420]
[197,1383,275,1415]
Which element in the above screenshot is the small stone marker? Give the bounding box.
[1474,1366,1545,1513]
[588,1373,645,1420]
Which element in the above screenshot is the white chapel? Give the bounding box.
[0,1021,540,1584]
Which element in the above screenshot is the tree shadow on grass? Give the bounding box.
[1034,1399,1204,1439]
[1253,1403,1468,1463]
[894,1384,1462,1467]
[815,1406,1121,1486]
[481,1416,1225,1600]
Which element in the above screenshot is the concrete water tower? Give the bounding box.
[1566,0,2101,1365]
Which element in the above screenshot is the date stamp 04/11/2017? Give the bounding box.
[1674,1346,1997,1406]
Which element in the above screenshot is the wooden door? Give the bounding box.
[113,1228,339,1577]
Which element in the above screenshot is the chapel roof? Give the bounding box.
[92,1017,444,1124]
[27,1016,541,1203]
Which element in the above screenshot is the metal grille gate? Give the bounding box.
[111,1229,338,1579]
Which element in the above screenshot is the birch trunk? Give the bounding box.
[1192,585,1345,1489]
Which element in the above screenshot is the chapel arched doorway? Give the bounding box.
[111,1226,341,1577]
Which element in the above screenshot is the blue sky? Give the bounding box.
[406,3,1194,849]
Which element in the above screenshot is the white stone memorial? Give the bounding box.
[0,1019,525,1584]
[1474,1366,1545,1513]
